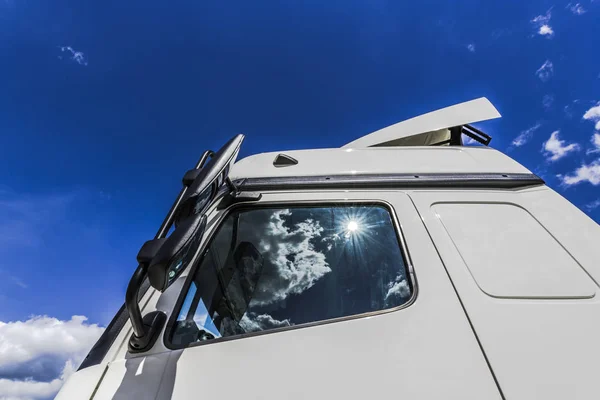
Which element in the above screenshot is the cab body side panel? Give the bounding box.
[54,364,107,400]
[81,191,502,400]
[410,187,600,400]
[152,191,500,400]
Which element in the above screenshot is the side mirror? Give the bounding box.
[125,134,244,354]
[148,213,207,292]
[175,134,244,223]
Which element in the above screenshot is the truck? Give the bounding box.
[56,98,600,400]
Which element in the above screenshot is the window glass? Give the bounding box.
[171,205,411,346]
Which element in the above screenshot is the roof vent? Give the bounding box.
[273,153,298,168]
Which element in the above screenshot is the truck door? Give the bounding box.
[92,190,502,400]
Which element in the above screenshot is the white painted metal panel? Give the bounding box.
[231,147,531,179]
[342,97,500,148]
[54,364,106,400]
[410,188,600,400]
[90,353,171,399]
[432,202,596,299]
[139,191,500,400]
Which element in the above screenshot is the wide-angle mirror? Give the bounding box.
[148,213,207,292]
[175,134,244,224]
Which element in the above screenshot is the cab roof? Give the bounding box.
[230,97,529,180]
[230,147,531,180]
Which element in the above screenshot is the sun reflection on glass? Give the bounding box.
[347,221,359,232]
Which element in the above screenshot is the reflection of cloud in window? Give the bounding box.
[239,312,292,332]
[385,277,410,306]
[241,209,331,306]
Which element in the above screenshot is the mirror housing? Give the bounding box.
[175,134,244,223]
[148,213,207,292]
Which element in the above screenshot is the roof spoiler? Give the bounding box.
[342,97,501,148]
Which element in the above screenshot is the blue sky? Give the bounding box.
[0,0,599,398]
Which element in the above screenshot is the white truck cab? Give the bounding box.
[57,98,600,400]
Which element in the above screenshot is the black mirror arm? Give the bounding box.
[126,262,149,338]
[126,261,167,353]
[125,238,168,352]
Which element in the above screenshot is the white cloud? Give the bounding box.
[567,3,586,15]
[585,199,600,211]
[463,135,478,145]
[564,99,581,118]
[466,43,475,52]
[531,10,551,25]
[543,94,554,110]
[531,9,554,37]
[583,102,600,131]
[241,209,331,306]
[541,131,580,162]
[511,123,541,147]
[0,315,103,400]
[239,313,292,333]
[559,159,600,186]
[58,46,88,66]
[536,60,554,82]
[384,278,410,306]
[538,25,554,36]
[587,133,600,155]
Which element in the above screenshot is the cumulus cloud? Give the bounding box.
[384,277,410,306]
[542,131,580,162]
[466,43,475,52]
[559,160,600,186]
[536,60,554,82]
[241,209,331,307]
[239,313,292,333]
[0,315,103,400]
[538,25,554,36]
[0,375,65,400]
[531,9,554,37]
[567,3,586,15]
[583,102,600,131]
[511,123,541,148]
[58,46,88,66]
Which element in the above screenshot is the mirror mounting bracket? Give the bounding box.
[226,177,239,194]
[125,239,168,353]
[128,310,166,353]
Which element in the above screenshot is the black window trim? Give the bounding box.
[163,198,419,351]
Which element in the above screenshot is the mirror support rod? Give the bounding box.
[125,149,214,352]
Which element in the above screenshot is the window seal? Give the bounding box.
[162,198,418,351]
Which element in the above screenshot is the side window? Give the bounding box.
[170,204,412,347]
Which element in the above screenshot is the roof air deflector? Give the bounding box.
[342,97,500,148]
